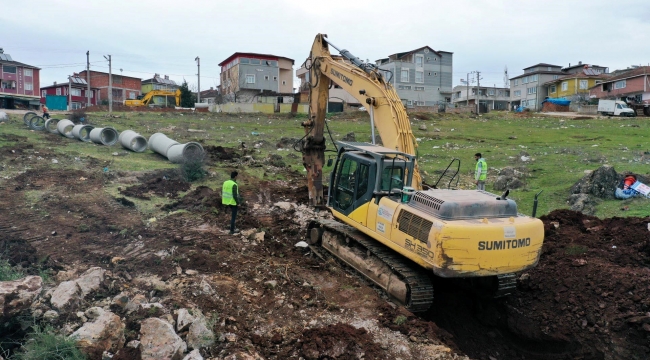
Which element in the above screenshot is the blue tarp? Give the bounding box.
[542,98,571,106]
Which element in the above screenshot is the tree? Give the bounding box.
[179,80,196,108]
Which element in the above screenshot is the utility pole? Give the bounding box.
[104,55,112,113]
[195,56,200,104]
[68,76,72,111]
[86,51,91,107]
[475,70,481,114]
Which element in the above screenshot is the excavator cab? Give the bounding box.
[328,141,414,216]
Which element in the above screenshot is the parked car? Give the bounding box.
[598,100,636,117]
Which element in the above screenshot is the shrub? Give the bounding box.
[180,158,206,182]
[70,108,87,124]
[0,258,23,281]
[13,325,87,360]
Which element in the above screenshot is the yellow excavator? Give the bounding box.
[124,89,181,107]
[301,34,545,312]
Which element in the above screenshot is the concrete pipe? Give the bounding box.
[167,142,205,164]
[118,130,148,153]
[29,116,46,131]
[72,124,95,142]
[89,127,119,146]
[57,119,76,138]
[148,132,179,157]
[23,112,38,126]
[44,118,60,134]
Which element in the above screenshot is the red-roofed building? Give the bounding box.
[589,66,650,105]
[219,52,294,102]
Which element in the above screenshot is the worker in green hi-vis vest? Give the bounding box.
[474,153,487,191]
[222,171,241,235]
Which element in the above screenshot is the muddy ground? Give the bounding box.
[1,132,649,359]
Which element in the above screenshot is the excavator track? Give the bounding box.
[307,219,434,313]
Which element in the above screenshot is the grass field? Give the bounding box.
[2,109,649,218]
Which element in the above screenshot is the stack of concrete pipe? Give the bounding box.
[119,130,148,152]
[149,132,204,164]
[44,118,60,134]
[72,125,95,142]
[89,127,119,146]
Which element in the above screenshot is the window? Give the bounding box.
[273,76,277,81]
[129,92,136,99]
[398,85,412,90]
[246,74,255,83]
[506,90,510,96]
[550,85,556,93]
[282,80,286,85]
[406,100,413,106]
[416,101,425,106]
[240,58,250,64]
[24,69,32,77]
[113,75,122,85]
[381,166,404,191]
[514,90,521,97]
[71,88,81,96]
[250,59,261,65]
[265,60,278,67]
[401,69,409,82]
[86,90,93,98]
[415,86,424,91]
[614,80,626,89]
[3,66,16,74]
[42,90,46,97]
[415,55,423,67]
[334,158,358,210]
[527,87,537,94]
[531,75,538,82]
[488,89,495,96]
[56,88,61,95]
[415,71,424,83]
[264,75,269,80]
[522,77,528,84]
[561,82,568,91]
[579,80,588,89]
[553,75,559,80]
[71,102,81,110]
[547,67,552,71]
[25,83,33,91]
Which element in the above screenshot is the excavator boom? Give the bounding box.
[302,34,422,206]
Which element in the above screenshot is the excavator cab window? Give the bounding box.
[332,154,375,215]
[381,166,404,191]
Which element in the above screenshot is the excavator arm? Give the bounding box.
[302,34,422,206]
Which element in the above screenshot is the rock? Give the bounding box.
[434,128,441,132]
[102,351,113,360]
[570,165,619,200]
[111,257,125,265]
[176,308,196,332]
[418,124,427,130]
[0,111,7,122]
[126,340,141,349]
[295,241,309,248]
[568,194,598,215]
[127,294,147,312]
[43,310,59,322]
[187,316,215,350]
[76,311,88,323]
[77,267,106,297]
[224,352,260,360]
[224,333,237,342]
[183,349,204,360]
[199,278,214,295]
[71,310,125,354]
[0,276,42,320]
[50,280,82,310]
[341,132,356,142]
[241,229,256,237]
[140,318,187,360]
[185,269,198,276]
[254,232,265,242]
[264,280,278,289]
[112,293,130,309]
[274,202,293,211]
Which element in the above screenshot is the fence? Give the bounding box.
[210,102,308,114]
[570,104,598,114]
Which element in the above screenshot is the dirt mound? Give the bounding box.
[298,323,386,359]
[161,185,219,211]
[120,177,190,200]
[276,137,301,149]
[570,165,619,200]
[204,145,240,161]
[510,209,650,359]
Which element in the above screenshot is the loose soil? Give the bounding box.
[2,130,649,360]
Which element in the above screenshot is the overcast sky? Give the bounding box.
[3,0,649,92]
